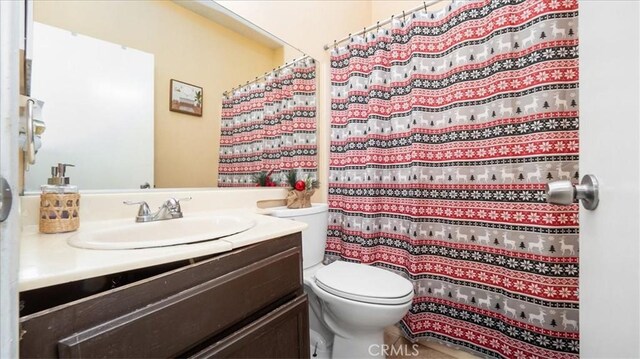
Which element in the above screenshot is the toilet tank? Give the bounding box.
[267,203,329,269]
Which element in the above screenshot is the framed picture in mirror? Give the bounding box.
[170,79,203,116]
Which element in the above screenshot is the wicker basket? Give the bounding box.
[286,189,314,209]
[39,193,80,234]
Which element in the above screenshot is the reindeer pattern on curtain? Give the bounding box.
[328,0,579,357]
[218,58,317,186]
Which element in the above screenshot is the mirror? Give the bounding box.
[25,0,316,192]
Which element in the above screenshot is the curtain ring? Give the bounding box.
[376,21,380,31]
[403,10,406,23]
[333,39,337,51]
[424,1,428,12]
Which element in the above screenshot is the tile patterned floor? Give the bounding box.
[384,326,482,359]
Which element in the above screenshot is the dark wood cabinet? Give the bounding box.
[19,233,309,359]
[191,295,309,359]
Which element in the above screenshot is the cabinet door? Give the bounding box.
[20,234,303,358]
[192,294,310,359]
[56,249,301,358]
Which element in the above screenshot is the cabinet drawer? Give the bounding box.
[20,234,303,358]
[58,249,300,358]
[191,294,310,359]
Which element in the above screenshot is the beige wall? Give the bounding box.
[370,1,448,23]
[216,1,373,61]
[371,1,423,22]
[32,0,450,197]
[34,0,284,188]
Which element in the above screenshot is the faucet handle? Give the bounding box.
[163,197,190,218]
[123,200,151,217]
[166,197,191,207]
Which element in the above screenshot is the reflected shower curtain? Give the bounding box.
[218,58,317,186]
[327,0,579,357]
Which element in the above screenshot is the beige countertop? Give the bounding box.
[19,208,307,292]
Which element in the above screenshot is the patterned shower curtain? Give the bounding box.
[327,0,579,357]
[218,58,317,186]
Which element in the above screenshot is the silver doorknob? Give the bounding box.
[546,174,599,210]
[0,176,12,222]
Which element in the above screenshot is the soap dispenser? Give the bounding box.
[39,163,80,233]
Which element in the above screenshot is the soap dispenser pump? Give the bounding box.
[39,163,80,233]
[43,163,77,193]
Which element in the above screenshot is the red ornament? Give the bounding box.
[294,180,306,191]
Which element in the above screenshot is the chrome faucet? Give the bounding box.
[124,197,191,223]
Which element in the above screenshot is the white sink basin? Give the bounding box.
[67,215,256,250]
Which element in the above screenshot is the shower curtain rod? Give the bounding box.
[323,0,442,51]
[224,54,312,96]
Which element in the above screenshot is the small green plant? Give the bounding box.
[194,90,202,107]
[253,169,276,187]
[286,169,298,188]
[285,169,319,191]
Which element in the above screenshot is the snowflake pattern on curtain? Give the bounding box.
[218,58,317,186]
[327,0,579,357]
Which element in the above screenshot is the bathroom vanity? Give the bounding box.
[18,209,310,358]
[19,197,309,358]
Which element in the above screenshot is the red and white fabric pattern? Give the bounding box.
[328,0,579,357]
[218,58,317,186]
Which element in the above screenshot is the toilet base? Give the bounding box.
[309,329,332,359]
[332,331,385,359]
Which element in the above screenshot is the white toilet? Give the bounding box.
[269,204,414,359]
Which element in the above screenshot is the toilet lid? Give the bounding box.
[315,262,414,305]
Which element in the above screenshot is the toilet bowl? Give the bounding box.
[305,261,414,358]
[268,204,414,358]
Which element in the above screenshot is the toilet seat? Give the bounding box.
[314,262,414,305]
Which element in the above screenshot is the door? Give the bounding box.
[580,2,640,358]
[0,1,25,358]
[26,22,154,191]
